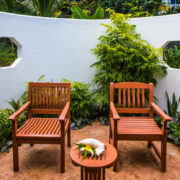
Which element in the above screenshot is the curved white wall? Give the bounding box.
[0,12,180,110]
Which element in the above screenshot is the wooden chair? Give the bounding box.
[109,82,171,172]
[9,82,71,173]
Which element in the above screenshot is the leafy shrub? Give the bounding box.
[91,9,167,109]
[71,5,104,19]
[175,6,180,13]
[0,109,13,152]
[0,108,25,152]
[61,79,93,128]
[165,92,180,118]
[168,121,180,145]
[163,45,180,69]
[98,0,162,17]
[154,92,180,145]
[0,38,17,67]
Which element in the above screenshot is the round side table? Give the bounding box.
[70,141,117,180]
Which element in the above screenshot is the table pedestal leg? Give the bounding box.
[81,167,106,180]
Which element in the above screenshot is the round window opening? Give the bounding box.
[163,41,180,69]
[0,37,18,67]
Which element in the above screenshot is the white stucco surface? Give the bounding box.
[0,12,180,110]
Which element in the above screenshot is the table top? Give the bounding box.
[70,141,117,168]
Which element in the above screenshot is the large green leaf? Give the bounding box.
[71,6,89,19]
[91,6,104,19]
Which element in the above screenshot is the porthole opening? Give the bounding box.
[0,37,18,67]
[163,41,180,69]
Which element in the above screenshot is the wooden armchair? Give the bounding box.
[109,82,171,172]
[9,82,71,173]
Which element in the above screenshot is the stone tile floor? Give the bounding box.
[0,122,179,180]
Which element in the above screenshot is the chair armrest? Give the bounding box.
[9,101,31,121]
[110,102,120,120]
[151,102,171,122]
[59,102,70,121]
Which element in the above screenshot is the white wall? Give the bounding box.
[0,12,180,111]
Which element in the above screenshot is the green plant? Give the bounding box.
[98,0,163,17]
[0,109,13,152]
[163,92,180,145]
[175,6,180,13]
[1,0,15,12]
[30,0,56,16]
[0,38,17,67]
[163,45,180,69]
[168,121,180,145]
[71,5,104,19]
[6,98,22,111]
[0,109,25,152]
[165,92,180,118]
[91,9,167,109]
[61,79,93,128]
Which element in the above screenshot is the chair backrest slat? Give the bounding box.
[128,88,130,108]
[142,89,145,108]
[132,88,135,108]
[110,82,153,114]
[28,82,70,116]
[118,89,121,107]
[137,88,140,108]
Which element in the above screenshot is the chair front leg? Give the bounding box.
[161,121,167,172]
[67,121,71,147]
[12,121,19,171]
[60,120,65,173]
[113,120,118,172]
[61,139,65,173]
[161,137,167,172]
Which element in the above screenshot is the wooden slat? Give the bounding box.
[60,87,62,109]
[43,87,45,108]
[63,88,66,107]
[31,109,62,114]
[132,88,135,108]
[36,87,38,108]
[142,89,145,108]
[29,82,70,87]
[32,87,35,107]
[128,88,130,108]
[39,87,42,108]
[49,87,52,108]
[46,87,49,109]
[53,87,56,109]
[57,87,59,109]
[118,88,121,107]
[113,82,150,89]
[123,88,126,107]
[116,108,151,114]
[137,88,140,108]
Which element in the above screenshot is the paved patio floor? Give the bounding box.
[0,122,180,180]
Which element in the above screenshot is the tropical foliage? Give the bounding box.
[61,79,93,129]
[0,38,17,67]
[155,92,180,145]
[163,45,180,69]
[71,6,104,19]
[91,9,167,109]
[30,0,56,17]
[165,92,180,118]
[0,0,176,17]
